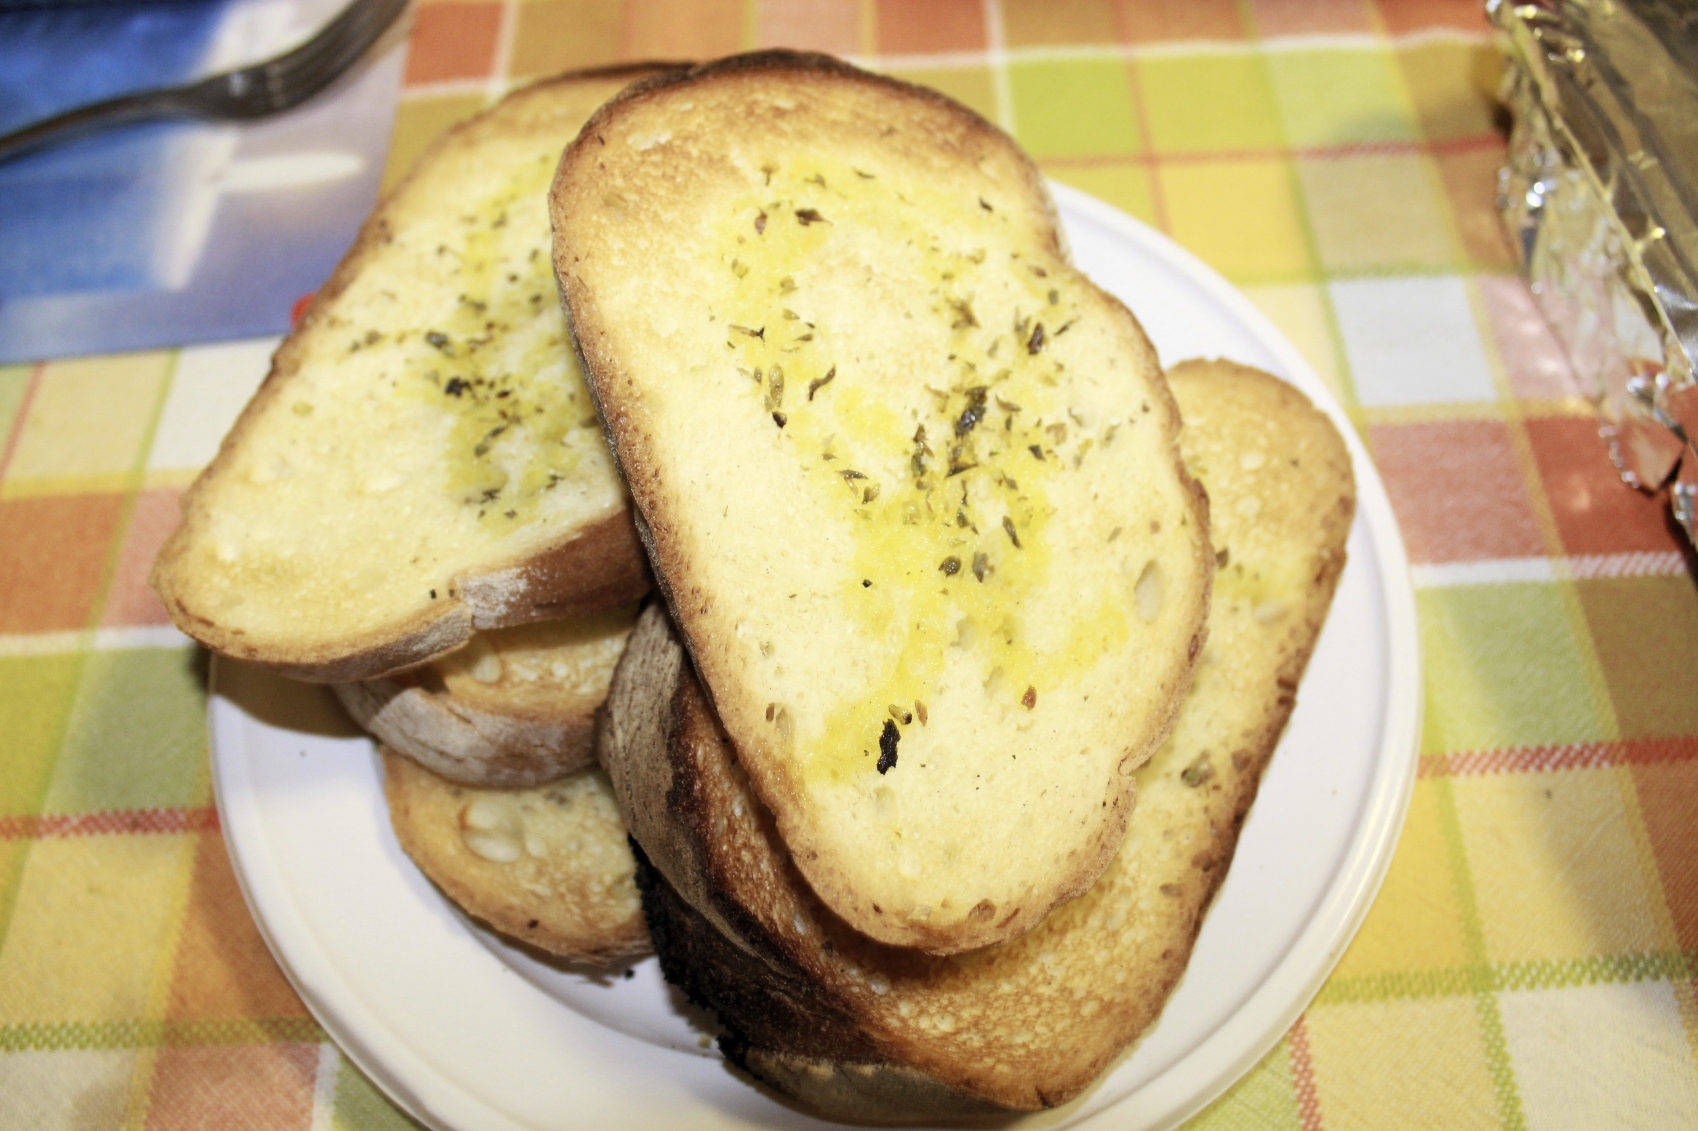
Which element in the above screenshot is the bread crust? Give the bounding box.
[555,51,1212,952]
[599,361,1355,1115]
[340,676,596,787]
[336,607,640,787]
[150,66,678,683]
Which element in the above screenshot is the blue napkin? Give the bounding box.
[0,0,398,363]
[0,3,232,298]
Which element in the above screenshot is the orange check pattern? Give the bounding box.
[5,2,1698,1128]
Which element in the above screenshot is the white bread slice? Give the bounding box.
[381,747,647,965]
[150,66,680,683]
[600,359,1355,1115]
[335,604,639,788]
[553,51,1212,953]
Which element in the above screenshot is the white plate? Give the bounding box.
[210,183,1422,1131]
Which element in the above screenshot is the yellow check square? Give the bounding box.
[1298,154,1455,273]
[1418,584,1609,755]
[1266,48,1417,148]
[1306,997,1503,1131]
[1009,58,1142,160]
[509,0,625,81]
[0,653,83,816]
[1137,53,1282,155]
[1044,162,1158,228]
[3,352,170,497]
[896,67,998,127]
[0,833,194,1024]
[1456,767,1668,963]
[1159,158,1313,283]
[1334,779,1471,979]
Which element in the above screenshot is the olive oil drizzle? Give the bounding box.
[714,160,1134,782]
[388,151,600,530]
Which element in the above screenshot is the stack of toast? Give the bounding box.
[151,66,683,967]
[152,53,1355,1118]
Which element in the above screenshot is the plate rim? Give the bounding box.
[210,181,1423,1131]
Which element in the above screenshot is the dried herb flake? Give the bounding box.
[877,720,899,773]
[808,365,836,400]
[954,386,989,437]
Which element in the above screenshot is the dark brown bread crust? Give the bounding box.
[557,50,1213,953]
[150,66,679,683]
[633,848,1006,1125]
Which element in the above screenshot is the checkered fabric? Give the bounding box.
[4,1,1698,1128]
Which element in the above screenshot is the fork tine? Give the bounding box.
[282,0,408,81]
[262,0,409,109]
[0,0,410,161]
[271,0,403,74]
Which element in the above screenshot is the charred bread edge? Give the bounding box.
[632,845,1007,1125]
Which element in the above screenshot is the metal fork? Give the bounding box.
[0,0,410,164]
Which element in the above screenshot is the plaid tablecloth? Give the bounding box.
[5,1,1698,1128]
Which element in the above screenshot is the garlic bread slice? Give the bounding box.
[152,67,676,681]
[555,53,1212,952]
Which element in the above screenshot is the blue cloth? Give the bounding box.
[0,3,231,297]
[0,0,398,363]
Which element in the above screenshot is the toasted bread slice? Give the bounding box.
[554,51,1211,953]
[150,67,681,683]
[601,359,1355,1115]
[336,605,639,788]
[381,747,648,964]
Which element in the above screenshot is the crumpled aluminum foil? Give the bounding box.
[1492,0,1698,544]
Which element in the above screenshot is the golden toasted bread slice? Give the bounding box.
[554,52,1211,953]
[600,359,1355,1115]
[336,605,639,788]
[151,67,680,682]
[382,748,647,964]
